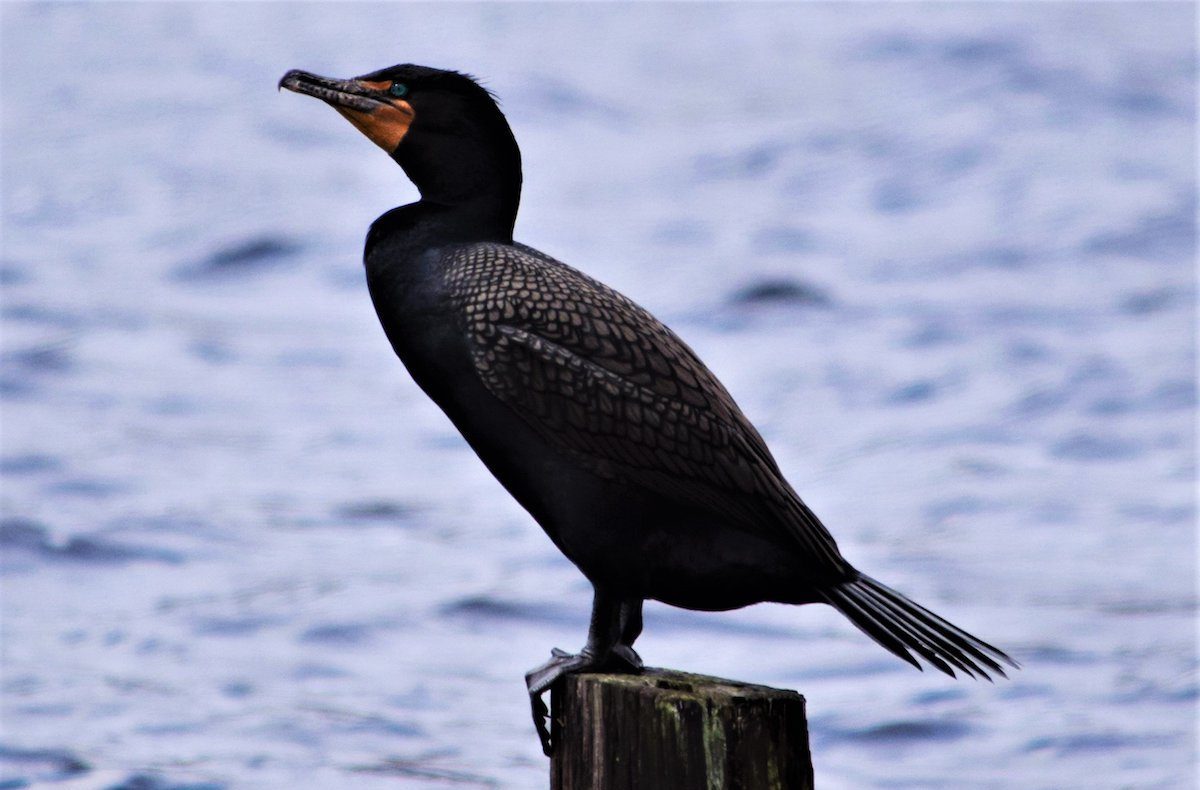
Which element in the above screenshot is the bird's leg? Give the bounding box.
[611,598,644,670]
[525,588,637,755]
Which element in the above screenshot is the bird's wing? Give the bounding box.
[444,242,846,570]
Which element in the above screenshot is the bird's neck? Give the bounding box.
[417,192,519,244]
[395,137,521,244]
[364,198,515,271]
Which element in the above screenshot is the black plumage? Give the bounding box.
[280,63,1017,754]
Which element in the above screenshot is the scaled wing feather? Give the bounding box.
[445,243,846,570]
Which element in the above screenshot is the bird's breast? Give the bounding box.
[364,254,465,396]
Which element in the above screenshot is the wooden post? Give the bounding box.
[550,668,813,790]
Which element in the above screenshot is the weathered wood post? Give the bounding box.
[550,668,813,790]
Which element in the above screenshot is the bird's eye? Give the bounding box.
[389,82,409,98]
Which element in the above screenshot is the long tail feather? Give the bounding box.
[822,573,1019,680]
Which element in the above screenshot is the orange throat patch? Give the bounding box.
[336,97,414,154]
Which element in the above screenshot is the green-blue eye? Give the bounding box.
[389,82,409,98]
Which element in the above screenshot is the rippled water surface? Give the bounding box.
[2,3,1196,788]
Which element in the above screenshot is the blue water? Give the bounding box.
[1,3,1195,788]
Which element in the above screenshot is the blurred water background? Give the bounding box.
[1,3,1196,788]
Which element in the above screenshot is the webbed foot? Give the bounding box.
[525,644,643,755]
[611,643,643,671]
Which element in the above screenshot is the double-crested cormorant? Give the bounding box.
[280,64,1017,754]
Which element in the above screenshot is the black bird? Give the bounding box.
[280,64,1017,753]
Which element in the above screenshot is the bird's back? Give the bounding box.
[440,242,850,584]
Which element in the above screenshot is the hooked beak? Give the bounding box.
[279,69,388,112]
[280,68,415,153]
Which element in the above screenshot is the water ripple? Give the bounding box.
[0,519,184,566]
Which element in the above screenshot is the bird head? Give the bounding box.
[280,64,521,209]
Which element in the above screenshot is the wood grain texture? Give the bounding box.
[550,669,813,790]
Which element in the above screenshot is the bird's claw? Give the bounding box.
[525,645,645,756]
[525,646,595,755]
[530,691,553,756]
